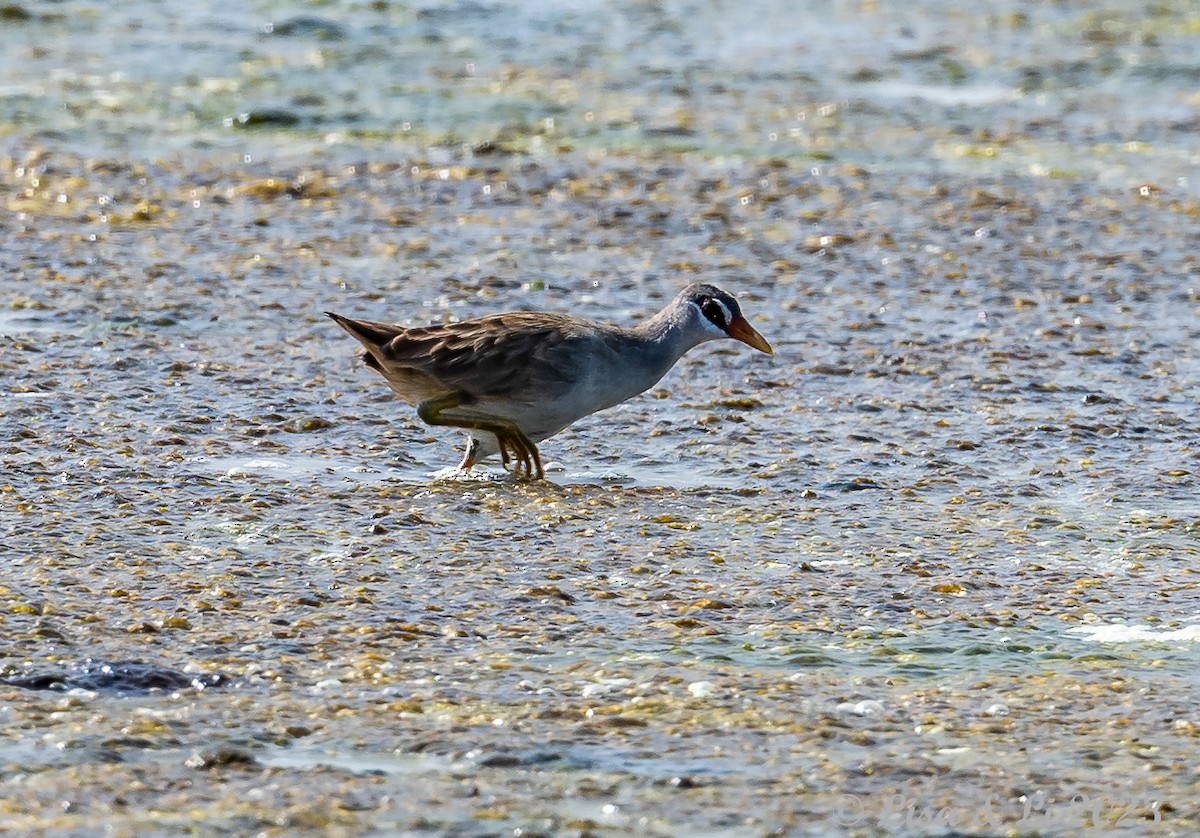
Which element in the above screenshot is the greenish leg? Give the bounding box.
[417,393,544,480]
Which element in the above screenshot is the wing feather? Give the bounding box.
[376,312,583,400]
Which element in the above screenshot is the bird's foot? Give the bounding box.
[420,394,543,481]
[498,432,544,481]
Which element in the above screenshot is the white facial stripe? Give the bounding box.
[712,298,732,326]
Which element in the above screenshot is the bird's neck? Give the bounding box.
[576,300,710,412]
[642,298,707,344]
[623,302,707,381]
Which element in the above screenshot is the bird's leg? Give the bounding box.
[510,432,542,480]
[501,430,542,480]
[418,393,544,480]
[502,429,542,479]
[529,441,544,480]
[497,428,531,477]
[507,436,529,478]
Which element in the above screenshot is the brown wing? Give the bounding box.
[374,312,583,401]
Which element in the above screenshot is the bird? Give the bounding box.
[327,283,772,480]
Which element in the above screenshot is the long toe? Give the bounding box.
[504,433,526,479]
[513,439,531,479]
[518,436,541,481]
[499,433,521,477]
[522,440,538,480]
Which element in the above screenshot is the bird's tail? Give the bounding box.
[325,312,403,371]
[325,311,404,346]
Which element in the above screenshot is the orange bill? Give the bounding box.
[726,314,773,355]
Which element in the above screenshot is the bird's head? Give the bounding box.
[681,283,773,355]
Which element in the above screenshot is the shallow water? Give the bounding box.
[3,0,1200,835]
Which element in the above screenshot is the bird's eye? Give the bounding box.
[700,298,728,329]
